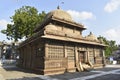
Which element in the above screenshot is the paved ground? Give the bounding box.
[1,62,120,80]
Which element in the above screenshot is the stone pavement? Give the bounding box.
[0,64,120,80]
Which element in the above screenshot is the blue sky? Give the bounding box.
[0,0,120,44]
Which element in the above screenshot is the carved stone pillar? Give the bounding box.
[102,50,106,65]
[64,44,67,58]
[94,49,96,64]
[85,51,88,62]
[87,51,89,62]
[64,44,68,69]
[75,46,78,65]
[45,43,48,58]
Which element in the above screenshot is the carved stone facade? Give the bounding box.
[18,8,106,75]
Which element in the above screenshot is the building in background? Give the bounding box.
[112,45,120,64]
[0,41,19,60]
[18,8,106,75]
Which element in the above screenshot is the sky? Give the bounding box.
[0,0,120,44]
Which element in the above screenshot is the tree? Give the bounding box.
[98,36,118,57]
[1,6,46,41]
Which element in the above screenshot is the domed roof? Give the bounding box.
[86,32,98,41]
[45,8,73,21]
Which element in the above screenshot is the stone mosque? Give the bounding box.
[18,7,106,75]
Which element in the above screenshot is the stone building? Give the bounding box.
[18,8,106,75]
[0,41,19,60]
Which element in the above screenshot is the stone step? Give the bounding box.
[82,63,93,71]
[82,63,90,67]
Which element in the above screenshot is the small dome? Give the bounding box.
[86,32,98,41]
[45,24,57,30]
[45,9,73,21]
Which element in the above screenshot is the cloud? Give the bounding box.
[0,19,11,41]
[104,26,120,44]
[67,10,95,22]
[104,0,120,13]
[0,19,11,30]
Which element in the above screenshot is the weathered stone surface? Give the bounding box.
[18,8,106,75]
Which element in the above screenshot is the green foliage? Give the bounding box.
[1,6,46,41]
[98,36,118,57]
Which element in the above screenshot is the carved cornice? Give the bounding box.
[43,30,106,46]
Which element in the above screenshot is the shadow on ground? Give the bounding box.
[2,64,35,74]
[6,77,43,80]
